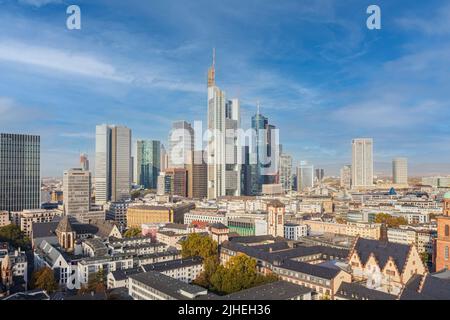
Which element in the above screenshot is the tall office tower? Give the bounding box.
[160,144,168,172]
[249,105,279,194]
[240,145,252,196]
[164,168,188,197]
[351,138,374,188]
[63,168,91,219]
[340,165,352,189]
[168,121,194,168]
[297,161,314,191]
[206,49,241,199]
[392,157,408,185]
[279,153,293,192]
[95,125,131,204]
[136,140,160,189]
[315,168,324,182]
[0,133,40,212]
[79,153,89,171]
[186,151,207,199]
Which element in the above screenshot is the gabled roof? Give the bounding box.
[352,238,411,272]
[336,282,397,300]
[400,273,450,300]
[56,216,73,233]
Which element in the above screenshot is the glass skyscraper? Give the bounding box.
[136,140,160,189]
[0,133,40,212]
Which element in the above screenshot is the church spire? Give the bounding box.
[207,48,216,87]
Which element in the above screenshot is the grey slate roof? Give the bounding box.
[129,271,208,300]
[336,282,397,300]
[400,274,450,300]
[353,238,411,271]
[216,281,312,300]
[141,257,203,272]
[278,259,341,280]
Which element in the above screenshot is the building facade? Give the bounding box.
[351,138,373,188]
[136,140,160,189]
[0,133,40,212]
[63,168,91,219]
[392,157,408,185]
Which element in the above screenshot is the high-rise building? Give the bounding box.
[168,121,194,168]
[279,153,293,192]
[95,125,131,204]
[136,140,160,189]
[340,165,352,189]
[392,157,408,185]
[79,153,89,171]
[63,168,91,218]
[249,105,278,194]
[206,49,241,199]
[297,161,314,191]
[0,133,40,212]
[164,168,188,197]
[186,151,207,199]
[351,138,373,188]
[315,168,324,182]
[160,144,168,172]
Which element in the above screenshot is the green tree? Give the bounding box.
[209,255,278,295]
[374,213,408,228]
[0,224,31,249]
[79,268,106,294]
[123,227,142,238]
[181,233,218,259]
[32,267,58,293]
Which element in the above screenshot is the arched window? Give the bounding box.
[446,225,450,237]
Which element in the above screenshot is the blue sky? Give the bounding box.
[1,0,450,177]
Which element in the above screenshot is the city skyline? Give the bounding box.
[1,0,450,177]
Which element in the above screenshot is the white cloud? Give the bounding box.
[0,40,130,82]
[17,0,61,7]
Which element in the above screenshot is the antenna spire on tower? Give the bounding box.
[207,48,216,87]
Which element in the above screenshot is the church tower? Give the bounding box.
[56,216,76,252]
[435,192,450,271]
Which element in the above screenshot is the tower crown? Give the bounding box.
[207,48,216,87]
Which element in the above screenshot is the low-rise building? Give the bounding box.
[348,238,426,296]
[142,257,203,283]
[284,223,308,240]
[0,211,10,227]
[128,271,209,300]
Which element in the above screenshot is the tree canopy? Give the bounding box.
[374,213,408,228]
[0,224,31,249]
[31,267,59,293]
[123,227,142,238]
[208,255,278,295]
[181,233,218,259]
[79,268,106,294]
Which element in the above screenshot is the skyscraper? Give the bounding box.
[340,165,352,189]
[297,161,314,191]
[160,144,168,172]
[95,124,131,204]
[186,150,207,199]
[206,49,241,199]
[168,121,194,168]
[249,105,279,194]
[351,138,373,188]
[136,140,160,189]
[63,168,91,219]
[80,153,89,171]
[392,157,408,185]
[0,133,40,212]
[279,153,293,192]
[315,168,324,182]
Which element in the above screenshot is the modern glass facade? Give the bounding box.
[136,140,160,189]
[0,133,40,212]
